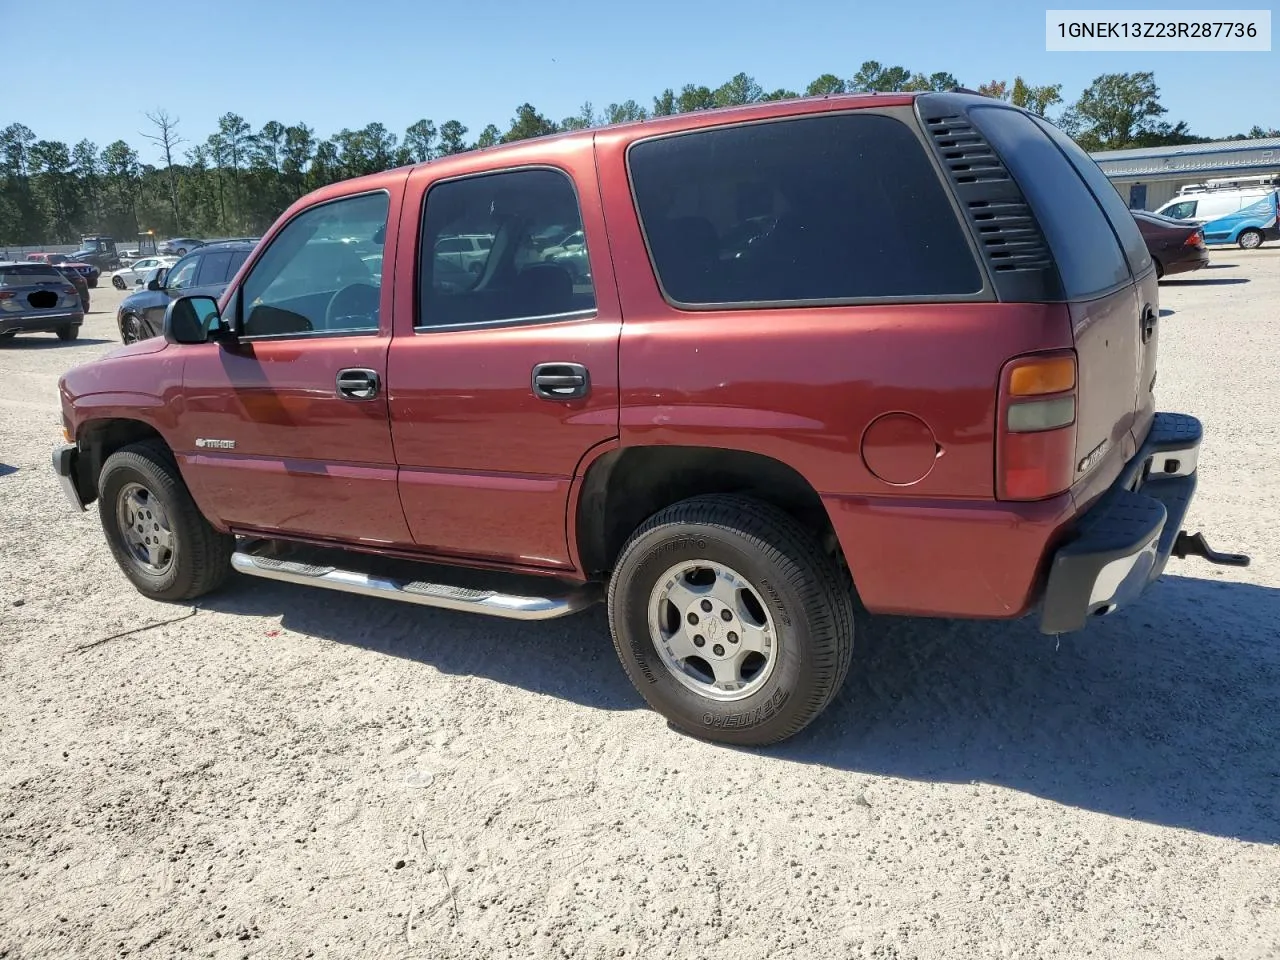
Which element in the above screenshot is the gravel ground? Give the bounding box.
[1,251,1277,960]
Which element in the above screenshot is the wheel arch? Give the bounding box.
[575,445,844,581]
[75,418,170,504]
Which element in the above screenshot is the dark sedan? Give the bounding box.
[116,240,254,343]
[1133,211,1209,279]
[54,265,90,312]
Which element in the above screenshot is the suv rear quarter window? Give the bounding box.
[969,106,1131,298]
[627,112,984,307]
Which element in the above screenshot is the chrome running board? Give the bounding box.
[230,545,598,621]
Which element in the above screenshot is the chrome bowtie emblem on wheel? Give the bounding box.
[195,438,236,450]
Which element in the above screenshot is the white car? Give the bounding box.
[434,234,493,276]
[111,256,178,290]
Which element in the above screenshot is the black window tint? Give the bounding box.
[627,113,982,306]
[970,107,1129,299]
[418,169,596,329]
[1032,116,1152,276]
[228,250,250,276]
[241,192,388,338]
[0,264,63,283]
[195,251,234,287]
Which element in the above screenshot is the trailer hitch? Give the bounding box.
[1171,531,1250,567]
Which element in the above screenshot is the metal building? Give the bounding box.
[1091,137,1280,211]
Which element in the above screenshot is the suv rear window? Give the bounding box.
[627,113,983,306]
[1,264,63,284]
[969,106,1130,298]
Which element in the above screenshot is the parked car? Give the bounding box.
[53,92,1248,746]
[433,233,492,275]
[158,237,205,256]
[114,241,253,343]
[111,255,178,290]
[53,264,91,311]
[1198,191,1279,249]
[56,258,100,288]
[22,252,67,265]
[1132,211,1208,278]
[0,261,83,341]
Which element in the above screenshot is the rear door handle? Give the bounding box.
[336,368,380,400]
[532,362,590,400]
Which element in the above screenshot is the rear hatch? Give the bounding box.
[0,263,81,315]
[962,104,1157,498]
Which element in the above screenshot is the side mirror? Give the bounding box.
[146,267,167,291]
[163,295,225,345]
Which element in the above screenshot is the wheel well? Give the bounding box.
[76,419,167,503]
[576,446,841,578]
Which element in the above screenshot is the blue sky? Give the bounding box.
[12,0,1277,163]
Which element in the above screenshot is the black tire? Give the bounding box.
[1154,258,1164,280]
[608,494,854,746]
[97,440,234,601]
[56,324,79,341]
[88,278,98,288]
[175,248,186,256]
[120,313,143,344]
[0,330,17,341]
[1238,229,1264,250]
[112,275,126,290]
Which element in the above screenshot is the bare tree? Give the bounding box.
[141,109,184,231]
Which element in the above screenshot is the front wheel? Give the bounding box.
[1238,229,1264,250]
[120,313,143,344]
[97,441,234,601]
[608,495,855,746]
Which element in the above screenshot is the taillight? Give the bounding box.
[997,351,1078,501]
[0,291,13,300]
[1185,231,1204,247]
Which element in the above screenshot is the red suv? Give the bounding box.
[52,92,1246,745]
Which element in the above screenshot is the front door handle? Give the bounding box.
[337,368,380,400]
[532,362,590,400]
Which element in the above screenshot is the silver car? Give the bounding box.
[0,261,84,342]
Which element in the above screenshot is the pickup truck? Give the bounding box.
[52,92,1248,745]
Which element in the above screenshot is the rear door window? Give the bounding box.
[970,106,1130,298]
[1031,116,1152,276]
[417,168,596,329]
[195,251,235,286]
[627,112,983,306]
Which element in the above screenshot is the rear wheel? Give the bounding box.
[98,441,233,601]
[608,494,855,746]
[56,324,79,341]
[0,330,17,341]
[112,275,126,290]
[87,277,98,288]
[1238,229,1264,250]
[1154,258,1164,279]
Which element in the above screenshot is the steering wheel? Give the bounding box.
[325,283,380,330]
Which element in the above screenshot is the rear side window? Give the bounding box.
[1032,116,1152,276]
[627,113,983,306]
[418,168,596,330]
[195,251,235,286]
[970,107,1129,299]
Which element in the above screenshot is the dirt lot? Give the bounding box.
[1,251,1278,960]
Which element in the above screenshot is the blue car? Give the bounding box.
[1199,191,1279,249]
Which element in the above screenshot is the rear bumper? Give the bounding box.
[1162,251,1210,275]
[1039,412,1203,633]
[52,443,88,511]
[0,311,83,334]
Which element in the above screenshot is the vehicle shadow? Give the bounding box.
[779,574,1280,844]
[0,463,16,478]
[1159,308,1175,317]
[204,571,1279,842]
[1162,277,1250,286]
[1204,263,1238,269]
[200,577,639,711]
[0,336,113,348]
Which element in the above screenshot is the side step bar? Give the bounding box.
[230,549,599,621]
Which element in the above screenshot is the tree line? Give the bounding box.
[2,66,1275,246]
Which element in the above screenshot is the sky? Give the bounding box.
[9,0,1278,165]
